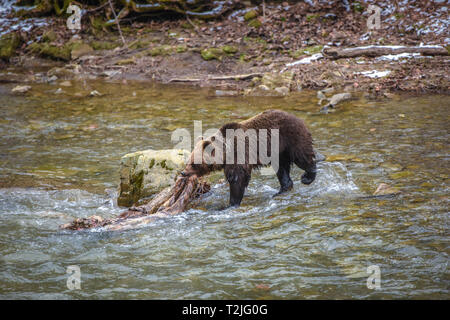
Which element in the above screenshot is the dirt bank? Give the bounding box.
[1,1,449,96]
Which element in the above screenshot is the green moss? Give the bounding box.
[306,14,319,22]
[130,170,144,203]
[27,42,72,61]
[0,33,22,60]
[248,18,262,28]
[222,45,237,55]
[129,40,150,50]
[201,47,223,61]
[146,45,173,56]
[42,31,57,43]
[239,53,250,62]
[352,2,364,13]
[149,159,155,169]
[244,10,258,21]
[290,45,323,58]
[176,45,187,53]
[181,21,194,29]
[116,57,135,65]
[89,16,106,33]
[90,41,120,51]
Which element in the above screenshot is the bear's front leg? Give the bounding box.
[229,180,247,207]
[275,159,293,196]
[225,165,251,207]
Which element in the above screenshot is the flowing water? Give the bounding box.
[0,79,448,299]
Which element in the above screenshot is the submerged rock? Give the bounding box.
[320,92,352,112]
[373,183,401,196]
[117,149,191,207]
[11,85,31,94]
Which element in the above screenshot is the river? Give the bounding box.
[0,79,448,299]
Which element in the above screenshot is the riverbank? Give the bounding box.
[1,1,449,96]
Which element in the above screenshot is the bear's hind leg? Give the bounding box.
[294,157,317,185]
[274,153,293,196]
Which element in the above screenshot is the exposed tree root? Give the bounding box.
[60,175,210,231]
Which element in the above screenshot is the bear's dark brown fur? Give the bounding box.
[181,109,316,206]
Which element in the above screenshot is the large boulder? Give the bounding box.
[117,149,190,207]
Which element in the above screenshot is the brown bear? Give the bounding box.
[181,109,317,207]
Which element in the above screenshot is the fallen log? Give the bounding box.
[168,73,263,82]
[60,175,210,231]
[323,45,448,59]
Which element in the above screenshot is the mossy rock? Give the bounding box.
[117,149,191,207]
[116,57,136,65]
[146,45,173,56]
[28,42,72,61]
[176,45,188,53]
[248,18,262,28]
[261,72,294,90]
[0,33,22,60]
[244,10,258,21]
[201,47,223,61]
[222,45,237,55]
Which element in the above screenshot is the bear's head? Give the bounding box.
[181,132,225,177]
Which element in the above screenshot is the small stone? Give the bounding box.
[317,90,326,100]
[328,92,352,107]
[11,85,31,94]
[215,90,239,96]
[59,80,72,87]
[55,88,63,94]
[275,86,289,95]
[258,84,270,91]
[89,90,102,97]
[47,75,58,82]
